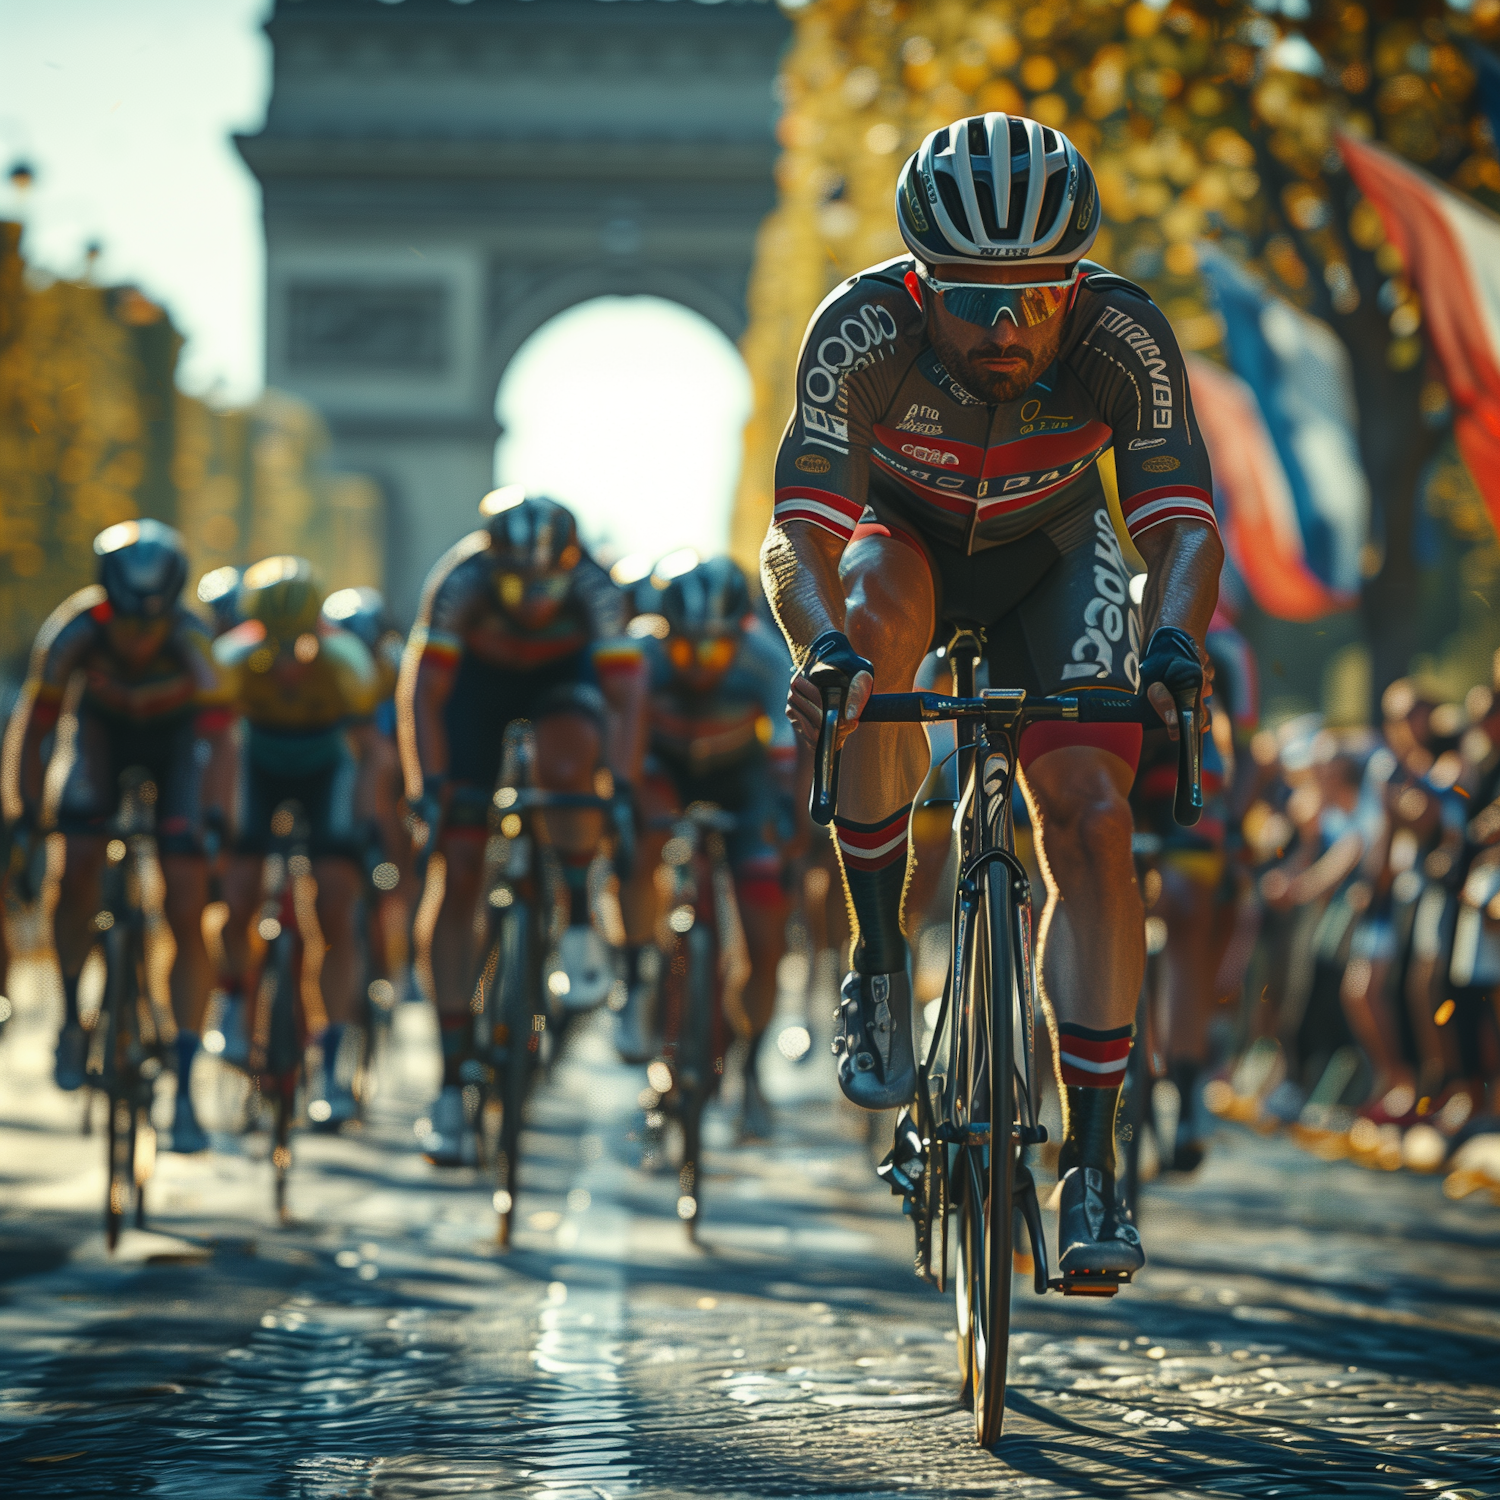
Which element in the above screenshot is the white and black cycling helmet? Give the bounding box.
[896,114,1100,266]
[478,487,581,575]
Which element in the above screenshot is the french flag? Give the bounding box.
[1190,244,1368,622]
[1338,132,1500,539]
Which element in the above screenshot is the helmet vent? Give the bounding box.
[966,119,989,156]
[935,172,974,242]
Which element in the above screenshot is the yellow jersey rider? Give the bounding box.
[213,557,384,1129]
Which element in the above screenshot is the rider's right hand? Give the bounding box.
[786,630,874,750]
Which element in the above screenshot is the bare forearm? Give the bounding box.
[1134,522,1223,649]
[761,524,846,666]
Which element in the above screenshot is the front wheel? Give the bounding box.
[957,867,1017,1446]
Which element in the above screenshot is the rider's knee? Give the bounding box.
[844,563,933,680]
[1072,786,1135,868]
[534,704,604,792]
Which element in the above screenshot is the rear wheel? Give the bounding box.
[98,925,134,1251]
[675,922,716,1241]
[262,929,300,1223]
[957,868,1016,1446]
[493,899,536,1249]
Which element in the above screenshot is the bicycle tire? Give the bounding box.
[958,865,1016,1446]
[494,898,536,1249]
[262,928,299,1222]
[675,921,716,1241]
[97,923,135,1251]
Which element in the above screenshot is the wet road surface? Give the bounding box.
[1,986,1499,1498]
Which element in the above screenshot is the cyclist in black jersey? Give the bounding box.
[399,489,646,1164]
[625,556,798,1138]
[762,114,1223,1278]
[6,521,236,1149]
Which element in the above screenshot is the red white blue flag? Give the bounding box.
[1339,132,1500,536]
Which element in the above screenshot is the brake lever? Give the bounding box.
[808,671,846,827]
[1173,688,1203,828]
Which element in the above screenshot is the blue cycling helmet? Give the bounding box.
[94,518,188,620]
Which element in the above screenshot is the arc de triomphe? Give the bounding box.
[237,0,789,617]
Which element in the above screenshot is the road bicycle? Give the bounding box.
[811,625,1200,1445]
[85,769,172,1251]
[247,800,317,1223]
[647,801,746,1242]
[472,721,621,1247]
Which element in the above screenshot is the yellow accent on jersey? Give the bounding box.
[215,622,380,732]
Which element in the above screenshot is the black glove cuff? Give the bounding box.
[1138,626,1203,698]
[805,629,872,685]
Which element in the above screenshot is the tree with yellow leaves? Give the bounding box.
[0,221,384,677]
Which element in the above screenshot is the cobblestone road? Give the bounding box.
[1,985,1498,1498]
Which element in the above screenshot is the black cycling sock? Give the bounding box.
[560,856,591,926]
[62,972,81,1030]
[438,1016,467,1088]
[833,806,911,974]
[1056,1022,1132,1177]
[1168,1057,1201,1127]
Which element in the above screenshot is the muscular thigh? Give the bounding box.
[839,529,937,686]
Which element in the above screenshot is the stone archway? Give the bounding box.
[237,0,788,618]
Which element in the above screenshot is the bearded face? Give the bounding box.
[924,298,1068,405]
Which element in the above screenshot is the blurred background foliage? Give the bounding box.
[733,0,1500,723]
[0,221,380,677]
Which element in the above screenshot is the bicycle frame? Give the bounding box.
[812,623,1204,1444]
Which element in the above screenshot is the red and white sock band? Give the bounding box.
[1057,1023,1132,1089]
[833,806,911,873]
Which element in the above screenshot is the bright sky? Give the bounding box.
[0,0,271,402]
[496,296,752,564]
[0,2,753,555]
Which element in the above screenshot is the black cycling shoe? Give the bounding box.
[832,968,915,1110]
[1056,1165,1144,1295]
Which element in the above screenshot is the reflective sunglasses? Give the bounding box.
[668,634,738,676]
[917,266,1078,329]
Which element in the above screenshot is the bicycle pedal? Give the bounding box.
[1052,1268,1130,1298]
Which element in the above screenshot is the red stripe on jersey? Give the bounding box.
[979,420,1112,479]
[869,454,974,514]
[773,505,857,540]
[1120,483,1213,519]
[872,426,983,477]
[773,486,864,523]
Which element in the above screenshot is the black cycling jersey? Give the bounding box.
[772,256,1215,558]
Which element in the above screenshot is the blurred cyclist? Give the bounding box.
[399,489,645,1165]
[5,520,235,1150]
[196,566,243,639]
[214,557,384,1129]
[626,555,798,1139]
[323,585,413,1015]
